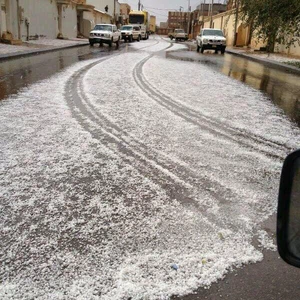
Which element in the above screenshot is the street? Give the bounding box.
[1,36,300,299]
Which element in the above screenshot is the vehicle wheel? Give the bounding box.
[137,35,141,42]
[108,38,112,47]
[129,35,133,43]
[201,46,205,53]
[175,38,178,42]
[215,49,218,54]
[89,42,94,46]
[221,47,226,54]
[170,36,173,40]
[197,44,200,52]
[146,33,149,40]
[99,42,103,47]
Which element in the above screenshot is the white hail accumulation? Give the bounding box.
[1,37,299,299]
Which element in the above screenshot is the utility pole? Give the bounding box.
[138,0,141,11]
[113,0,116,24]
[201,0,206,29]
[187,0,191,37]
[210,0,213,28]
[180,6,183,29]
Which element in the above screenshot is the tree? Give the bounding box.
[239,0,300,52]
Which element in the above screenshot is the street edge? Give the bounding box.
[0,42,90,62]
[225,48,300,76]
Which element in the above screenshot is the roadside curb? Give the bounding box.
[226,48,300,76]
[0,42,90,62]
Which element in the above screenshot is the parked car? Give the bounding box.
[196,28,226,54]
[120,25,142,43]
[169,29,188,41]
[89,24,121,47]
[138,24,149,40]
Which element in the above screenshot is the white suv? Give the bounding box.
[196,28,226,54]
[120,25,142,43]
[89,24,121,47]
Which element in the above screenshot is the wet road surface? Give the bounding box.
[1,40,300,127]
[166,47,300,127]
[0,44,125,100]
[1,37,300,299]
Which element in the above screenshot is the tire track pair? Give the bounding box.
[133,55,291,161]
[64,54,246,230]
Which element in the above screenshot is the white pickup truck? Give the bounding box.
[196,28,226,54]
[89,24,121,47]
[169,29,188,42]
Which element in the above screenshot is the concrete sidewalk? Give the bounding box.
[0,38,89,61]
[226,47,300,75]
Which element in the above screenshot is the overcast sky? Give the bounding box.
[121,0,227,24]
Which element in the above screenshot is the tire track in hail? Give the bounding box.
[133,55,291,161]
[65,54,244,231]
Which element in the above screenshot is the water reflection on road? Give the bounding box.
[0,45,121,101]
[166,50,300,127]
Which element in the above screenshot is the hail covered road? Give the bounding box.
[1,36,300,299]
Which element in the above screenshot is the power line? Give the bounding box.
[145,8,168,17]
[143,6,179,11]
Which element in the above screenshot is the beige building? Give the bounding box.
[120,3,130,25]
[120,3,130,15]
[149,15,156,33]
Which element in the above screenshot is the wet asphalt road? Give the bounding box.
[1,39,300,299]
[1,41,300,126]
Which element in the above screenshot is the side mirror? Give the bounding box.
[277,149,300,268]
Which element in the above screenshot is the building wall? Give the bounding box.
[19,0,58,40]
[0,0,6,36]
[82,10,94,37]
[0,0,79,41]
[60,4,78,39]
[120,3,130,15]
[275,38,300,57]
[150,15,156,33]
[2,0,18,39]
[94,11,111,25]
[157,28,173,35]
[168,11,188,32]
